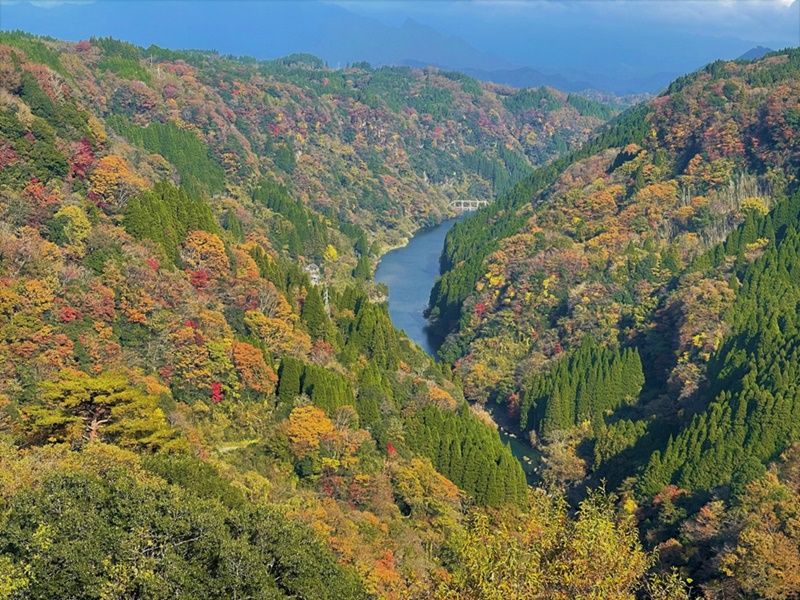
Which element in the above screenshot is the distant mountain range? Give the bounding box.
[461,66,678,96]
[329,18,514,73]
[738,46,773,60]
[410,45,784,95]
[422,64,594,94]
[1,1,786,95]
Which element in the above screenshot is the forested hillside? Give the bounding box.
[0,31,617,249]
[430,47,800,596]
[0,31,697,599]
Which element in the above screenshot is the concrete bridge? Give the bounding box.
[449,199,490,212]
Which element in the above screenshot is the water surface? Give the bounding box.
[374,218,461,356]
[375,217,541,482]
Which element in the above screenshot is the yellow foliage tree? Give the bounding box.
[323,244,338,263]
[89,155,143,207]
[244,310,296,354]
[434,488,686,600]
[285,405,334,459]
[181,230,230,280]
[19,369,179,450]
[740,196,769,216]
[52,205,91,252]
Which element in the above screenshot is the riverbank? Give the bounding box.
[375,208,461,263]
[374,217,462,356]
[482,403,541,484]
[374,216,542,482]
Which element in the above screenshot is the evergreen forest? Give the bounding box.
[0,28,798,599]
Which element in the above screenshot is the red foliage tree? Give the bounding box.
[210,381,224,403]
[190,269,210,289]
[70,138,95,180]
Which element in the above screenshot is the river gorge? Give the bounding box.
[375,217,540,482]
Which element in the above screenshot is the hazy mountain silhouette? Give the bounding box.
[2,0,789,94]
[737,46,773,60]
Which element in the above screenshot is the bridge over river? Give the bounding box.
[449,199,489,211]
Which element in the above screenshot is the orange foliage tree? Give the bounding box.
[232,341,277,395]
[88,155,143,208]
[181,230,230,281]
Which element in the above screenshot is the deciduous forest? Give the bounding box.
[0,28,798,599]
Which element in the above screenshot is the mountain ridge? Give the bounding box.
[1,27,799,598]
[0,29,691,599]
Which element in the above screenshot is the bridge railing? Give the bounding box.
[449,199,490,211]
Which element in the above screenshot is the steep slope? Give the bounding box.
[428,47,800,594]
[0,32,617,247]
[433,48,800,402]
[431,49,800,459]
[0,31,696,599]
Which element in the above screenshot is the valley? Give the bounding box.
[0,25,799,599]
[375,215,541,481]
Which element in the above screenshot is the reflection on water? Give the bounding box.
[375,216,542,482]
[374,218,461,356]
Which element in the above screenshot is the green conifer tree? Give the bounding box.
[277,357,303,404]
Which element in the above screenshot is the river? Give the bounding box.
[374,217,540,482]
[374,218,462,356]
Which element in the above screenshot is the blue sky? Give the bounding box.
[332,0,799,66]
[333,0,798,46]
[1,0,798,93]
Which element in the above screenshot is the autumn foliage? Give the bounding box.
[1,29,798,599]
